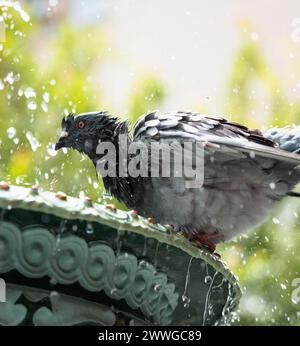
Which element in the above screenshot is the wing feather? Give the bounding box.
[133,111,300,164]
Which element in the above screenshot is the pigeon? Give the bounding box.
[55,111,300,252]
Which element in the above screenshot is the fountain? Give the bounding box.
[0,183,241,326]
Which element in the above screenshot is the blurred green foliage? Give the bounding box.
[0,4,165,202]
[0,3,300,326]
[129,74,165,119]
[222,34,300,326]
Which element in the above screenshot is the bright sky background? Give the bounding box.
[32,0,300,117]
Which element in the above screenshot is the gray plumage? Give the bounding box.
[55,111,300,248]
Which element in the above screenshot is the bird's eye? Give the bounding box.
[77,121,85,129]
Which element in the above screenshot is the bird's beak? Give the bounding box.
[55,130,69,151]
[55,140,64,151]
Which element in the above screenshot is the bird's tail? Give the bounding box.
[264,126,300,198]
[263,126,300,154]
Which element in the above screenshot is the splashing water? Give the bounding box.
[47,143,58,157]
[53,220,67,255]
[153,242,160,267]
[204,275,213,284]
[26,131,40,151]
[79,191,86,200]
[27,100,37,110]
[0,1,30,23]
[49,278,58,286]
[7,126,16,139]
[86,223,94,235]
[110,288,117,295]
[139,260,148,268]
[49,291,60,310]
[203,271,218,325]
[43,92,50,103]
[102,192,113,203]
[220,283,237,325]
[24,87,36,98]
[181,257,193,308]
[142,238,147,257]
[154,284,162,292]
[72,224,78,233]
[115,229,125,255]
[4,71,15,84]
[41,101,48,112]
[212,276,226,290]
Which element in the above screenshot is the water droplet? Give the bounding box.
[154,284,162,292]
[184,301,191,308]
[86,223,94,234]
[182,295,191,308]
[272,217,280,225]
[110,288,117,295]
[139,260,147,268]
[270,182,276,190]
[72,224,78,232]
[49,278,57,286]
[43,92,50,103]
[41,101,48,112]
[7,127,16,139]
[47,143,57,157]
[5,72,15,85]
[204,275,212,284]
[26,131,40,151]
[50,291,59,299]
[181,258,193,308]
[24,87,36,98]
[13,2,30,22]
[27,100,37,110]
[249,151,255,159]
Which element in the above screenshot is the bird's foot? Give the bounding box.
[183,230,223,253]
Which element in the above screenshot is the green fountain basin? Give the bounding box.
[0,184,241,326]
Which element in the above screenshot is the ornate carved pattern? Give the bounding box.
[0,184,242,326]
[0,221,178,325]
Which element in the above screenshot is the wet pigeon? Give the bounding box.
[55,111,300,251]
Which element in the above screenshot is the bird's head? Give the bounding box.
[55,111,120,157]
